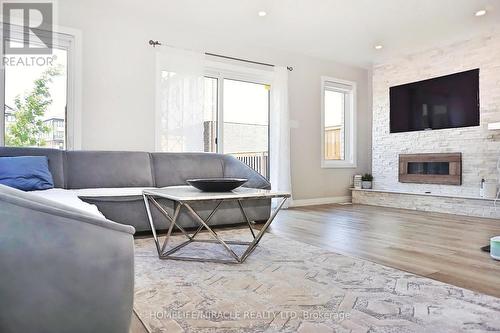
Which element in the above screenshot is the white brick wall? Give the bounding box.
[372,30,500,198]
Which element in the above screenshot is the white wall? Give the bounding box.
[372,29,500,197]
[56,0,371,201]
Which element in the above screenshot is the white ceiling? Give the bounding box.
[122,0,500,68]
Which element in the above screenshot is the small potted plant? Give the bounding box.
[361,173,373,189]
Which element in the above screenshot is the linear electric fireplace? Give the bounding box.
[399,153,461,185]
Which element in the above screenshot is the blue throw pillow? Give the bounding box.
[0,156,54,191]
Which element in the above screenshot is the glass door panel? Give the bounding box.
[222,79,269,179]
[203,77,218,152]
[324,89,345,160]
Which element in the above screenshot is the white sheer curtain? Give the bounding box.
[155,47,205,152]
[270,67,292,207]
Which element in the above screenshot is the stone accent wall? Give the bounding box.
[372,29,500,198]
[352,190,500,219]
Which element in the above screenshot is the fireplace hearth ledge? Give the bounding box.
[350,188,495,201]
[350,188,500,219]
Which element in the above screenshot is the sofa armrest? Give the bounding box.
[0,185,134,333]
[222,155,271,190]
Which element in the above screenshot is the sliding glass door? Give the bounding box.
[156,49,275,179]
[200,74,270,179]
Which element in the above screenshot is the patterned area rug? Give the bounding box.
[134,230,500,333]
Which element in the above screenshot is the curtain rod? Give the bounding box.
[149,40,293,71]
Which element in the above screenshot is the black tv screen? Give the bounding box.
[390,69,480,133]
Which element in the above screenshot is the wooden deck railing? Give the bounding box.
[325,126,342,160]
[231,151,269,179]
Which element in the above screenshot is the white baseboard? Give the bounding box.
[290,196,352,207]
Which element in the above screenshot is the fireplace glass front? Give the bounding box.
[407,162,450,175]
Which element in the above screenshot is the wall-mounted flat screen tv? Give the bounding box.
[390,69,479,133]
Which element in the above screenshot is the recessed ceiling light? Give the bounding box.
[374,45,383,50]
[475,9,487,17]
[258,11,267,17]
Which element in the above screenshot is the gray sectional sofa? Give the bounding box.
[0,147,272,333]
[0,147,272,232]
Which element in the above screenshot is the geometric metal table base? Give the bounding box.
[143,194,289,264]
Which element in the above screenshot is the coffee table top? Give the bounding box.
[143,185,290,202]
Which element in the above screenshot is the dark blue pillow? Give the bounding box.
[0,156,54,191]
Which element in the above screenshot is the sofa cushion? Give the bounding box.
[65,151,155,189]
[151,153,224,187]
[0,156,54,191]
[0,147,65,188]
[31,188,104,218]
[72,187,155,197]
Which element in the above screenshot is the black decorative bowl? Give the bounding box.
[186,178,248,192]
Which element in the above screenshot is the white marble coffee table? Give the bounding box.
[142,186,290,264]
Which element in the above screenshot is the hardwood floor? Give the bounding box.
[130,203,500,332]
[269,203,500,298]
